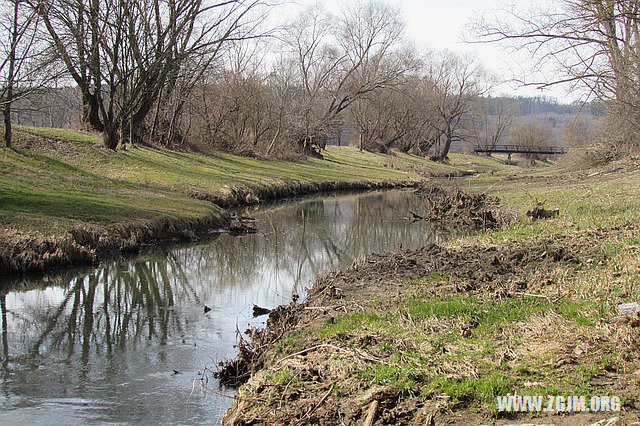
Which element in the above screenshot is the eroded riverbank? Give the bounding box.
[2,127,520,278]
[1,180,419,277]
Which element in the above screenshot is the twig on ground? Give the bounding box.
[303,385,334,420]
[276,344,385,365]
[363,400,379,426]
[513,291,552,301]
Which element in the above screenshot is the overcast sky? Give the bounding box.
[290,0,569,100]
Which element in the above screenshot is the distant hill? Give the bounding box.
[488,95,604,117]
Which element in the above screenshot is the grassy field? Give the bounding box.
[0,126,513,239]
[226,161,640,424]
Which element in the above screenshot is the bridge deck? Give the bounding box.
[474,144,566,155]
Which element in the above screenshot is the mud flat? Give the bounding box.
[221,182,640,425]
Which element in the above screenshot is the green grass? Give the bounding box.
[0,126,514,237]
[424,372,514,407]
[406,295,554,333]
[276,291,618,414]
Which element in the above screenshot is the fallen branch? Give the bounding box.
[363,400,379,426]
[304,385,334,420]
[276,344,385,365]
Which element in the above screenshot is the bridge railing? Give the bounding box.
[474,144,566,155]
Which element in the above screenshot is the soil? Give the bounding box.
[220,219,640,425]
[191,179,419,208]
[0,212,228,277]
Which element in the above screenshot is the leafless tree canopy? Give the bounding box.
[474,0,640,150]
[0,0,58,147]
[26,0,268,149]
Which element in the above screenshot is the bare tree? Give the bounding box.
[509,116,555,162]
[465,96,516,152]
[474,0,640,149]
[0,0,54,147]
[349,72,439,154]
[31,0,266,150]
[562,114,602,149]
[282,1,409,155]
[425,51,487,161]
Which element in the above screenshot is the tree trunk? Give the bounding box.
[3,105,11,148]
[103,126,118,151]
[439,131,453,161]
[82,91,104,131]
[4,0,18,148]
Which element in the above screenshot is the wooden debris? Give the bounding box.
[363,400,379,426]
[526,202,560,220]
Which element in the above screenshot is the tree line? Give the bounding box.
[0,0,608,162]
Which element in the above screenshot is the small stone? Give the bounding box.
[618,302,640,314]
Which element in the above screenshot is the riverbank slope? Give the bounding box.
[223,160,640,425]
[0,126,514,276]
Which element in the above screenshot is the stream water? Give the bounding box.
[0,190,447,425]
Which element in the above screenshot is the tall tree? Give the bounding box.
[475,0,640,146]
[282,1,409,155]
[1,0,53,147]
[426,51,486,161]
[31,0,266,150]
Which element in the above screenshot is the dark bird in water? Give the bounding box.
[204,305,212,313]
[173,370,181,375]
[253,305,271,317]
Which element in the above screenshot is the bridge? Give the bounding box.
[474,144,567,155]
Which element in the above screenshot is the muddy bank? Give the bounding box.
[0,211,229,277]
[190,179,420,208]
[0,179,420,279]
[220,223,640,425]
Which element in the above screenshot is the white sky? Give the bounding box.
[290,0,570,100]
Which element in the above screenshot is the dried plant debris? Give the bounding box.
[413,184,502,229]
[0,213,228,276]
[221,225,640,425]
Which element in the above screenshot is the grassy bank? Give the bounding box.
[224,163,640,424]
[0,126,513,275]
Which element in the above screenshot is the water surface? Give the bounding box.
[0,190,446,424]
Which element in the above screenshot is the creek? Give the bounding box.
[0,190,447,424]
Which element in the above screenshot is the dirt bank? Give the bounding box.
[0,211,228,276]
[191,179,419,207]
[0,179,419,278]
[221,223,640,425]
